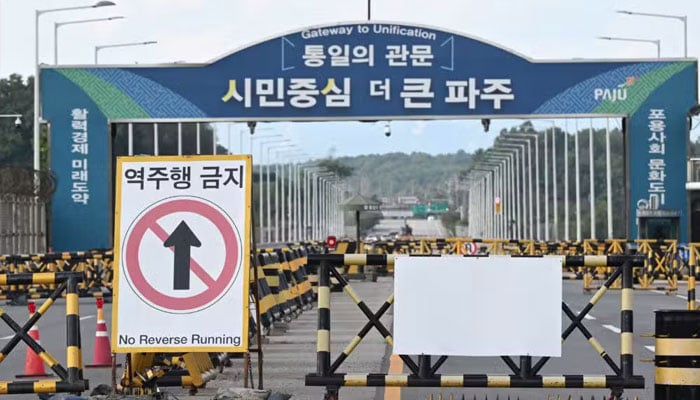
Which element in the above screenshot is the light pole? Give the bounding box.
[506,131,540,240]
[250,134,282,242]
[264,142,293,243]
[273,148,301,243]
[537,120,558,241]
[598,36,661,58]
[616,10,687,57]
[55,16,124,64]
[94,40,157,64]
[500,135,536,240]
[606,118,614,239]
[493,142,526,239]
[35,1,117,172]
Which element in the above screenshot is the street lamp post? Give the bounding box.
[35,1,117,173]
[598,36,661,57]
[264,142,293,243]
[616,10,688,57]
[55,16,124,64]
[94,40,157,64]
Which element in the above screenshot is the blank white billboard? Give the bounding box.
[393,255,562,357]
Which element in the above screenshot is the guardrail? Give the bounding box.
[304,254,646,400]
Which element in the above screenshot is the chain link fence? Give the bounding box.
[0,167,55,254]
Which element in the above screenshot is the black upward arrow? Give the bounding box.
[163,221,201,291]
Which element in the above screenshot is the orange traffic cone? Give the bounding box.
[86,298,116,368]
[15,302,52,378]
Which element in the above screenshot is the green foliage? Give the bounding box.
[317,157,354,178]
[0,74,35,168]
[335,150,473,200]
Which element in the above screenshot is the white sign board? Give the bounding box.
[112,155,251,353]
[393,255,562,357]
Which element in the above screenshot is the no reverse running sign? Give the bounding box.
[112,155,251,353]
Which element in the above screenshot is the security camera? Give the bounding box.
[14,117,21,129]
[247,121,257,135]
[384,123,391,137]
[481,118,491,133]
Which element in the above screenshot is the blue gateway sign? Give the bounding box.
[41,22,697,251]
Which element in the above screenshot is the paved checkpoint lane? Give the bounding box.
[0,298,116,399]
[390,280,691,400]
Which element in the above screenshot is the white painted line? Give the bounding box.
[79,315,95,321]
[676,295,687,300]
[602,324,622,334]
[645,345,656,353]
[584,314,596,321]
[651,290,666,295]
[0,335,14,340]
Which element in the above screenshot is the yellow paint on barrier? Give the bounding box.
[655,367,700,385]
[655,338,700,355]
[582,375,606,388]
[384,354,403,400]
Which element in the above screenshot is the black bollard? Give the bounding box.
[654,310,700,399]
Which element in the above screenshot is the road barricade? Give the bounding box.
[0,271,89,395]
[653,310,700,399]
[0,250,113,304]
[304,254,646,400]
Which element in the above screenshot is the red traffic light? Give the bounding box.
[326,236,337,248]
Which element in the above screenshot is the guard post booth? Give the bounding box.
[636,209,681,241]
[686,158,700,242]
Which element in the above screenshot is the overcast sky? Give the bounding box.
[0,0,697,159]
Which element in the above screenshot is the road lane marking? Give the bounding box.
[574,309,596,320]
[676,295,687,300]
[1,335,14,340]
[80,315,95,321]
[602,324,621,334]
[652,290,666,295]
[645,346,656,352]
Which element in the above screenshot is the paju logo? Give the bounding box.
[594,76,638,102]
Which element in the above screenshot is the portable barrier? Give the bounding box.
[653,310,700,399]
[0,271,89,395]
[688,244,700,310]
[304,254,645,400]
[120,352,217,395]
[259,251,293,322]
[0,250,113,304]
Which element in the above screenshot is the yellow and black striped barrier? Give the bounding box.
[305,254,645,399]
[653,310,700,399]
[0,249,113,304]
[0,272,88,395]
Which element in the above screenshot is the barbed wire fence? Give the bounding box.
[0,167,56,254]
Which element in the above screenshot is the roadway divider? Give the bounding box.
[0,271,89,395]
[304,254,646,400]
[0,250,113,304]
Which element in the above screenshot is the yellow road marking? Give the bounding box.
[384,354,403,400]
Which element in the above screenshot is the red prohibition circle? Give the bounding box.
[124,198,239,312]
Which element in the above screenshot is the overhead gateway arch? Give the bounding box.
[41,21,697,251]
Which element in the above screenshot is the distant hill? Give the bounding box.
[334,150,474,203]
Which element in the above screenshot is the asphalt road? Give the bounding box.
[386,281,691,400]
[373,218,448,238]
[0,298,117,398]
[1,280,691,400]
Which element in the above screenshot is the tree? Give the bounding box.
[0,74,35,168]
[317,157,354,178]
